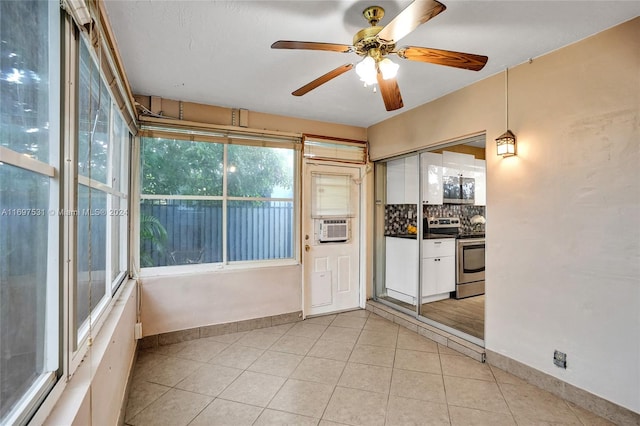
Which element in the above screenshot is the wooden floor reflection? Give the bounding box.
[380,295,484,340]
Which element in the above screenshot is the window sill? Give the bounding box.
[139,258,300,278]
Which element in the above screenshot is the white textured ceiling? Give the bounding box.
[103,1,640,128]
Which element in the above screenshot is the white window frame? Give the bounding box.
[0,2,61,424]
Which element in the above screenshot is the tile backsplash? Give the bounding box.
[385,204,486,235]
[384,204,417,235]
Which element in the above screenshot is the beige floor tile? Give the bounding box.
[307,339,355,361]
[209,343,265,369]
[268,378,334,418]
[337,309,370,318]
[348,344,395,367]
[323,386,387,426]
[206,331,249,344]
[356,329,398,348]
[270,334,317,356]
[286,322,329,339]
[397,329,438,353]
[254,409,319,426]
[128,388,213,426]
[260,323,296,335]
[390,368,446,403]
[394,349,442,374]
[331,316,367,329]
[500,382,581,424]
[440,354,495,382]
[449,405,516,425]
[304,315,336,326]
[124,379,171,422]
[189,398,262,426]
[218,370,286,407]
[173,337,229,362]
[319,326,362,344]
[386,395,450,426]
[291,356,346,385]
[363,317,399,333]
[318,420,349,426]
[235,330,282,349]
[134,352,204,387]
[566,402,616,426]
[444,376,510,414]
[175,363,243,397]
[247,350,303,377]
[337,362,392,394]
[141,342,188,357]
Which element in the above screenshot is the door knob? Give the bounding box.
[305,244,310,252]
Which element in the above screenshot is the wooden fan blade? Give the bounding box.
[271,40,353,53]
[292,64,354,96]
[377,71,404,111]
[397,46,488,71]
[377,0,446,44]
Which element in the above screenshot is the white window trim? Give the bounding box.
[138,138,300,270]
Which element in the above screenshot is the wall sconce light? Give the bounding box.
[496,67,517,157]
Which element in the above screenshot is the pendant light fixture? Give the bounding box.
[496,67,517,157]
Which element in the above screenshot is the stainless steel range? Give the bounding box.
[424,217,485,299]
[455,234,485,299]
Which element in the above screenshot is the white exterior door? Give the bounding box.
[303,162,362,316]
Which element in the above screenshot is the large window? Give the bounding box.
[0,1,60,423]
[76,41,129,340]
[140,137,295,267]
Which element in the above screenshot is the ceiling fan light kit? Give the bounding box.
[271,0,488,112]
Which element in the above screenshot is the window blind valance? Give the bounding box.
[139,117,302,150]
[303,135,368,164]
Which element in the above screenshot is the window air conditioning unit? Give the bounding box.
[319,219,349,243]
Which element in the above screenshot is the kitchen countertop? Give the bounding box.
[386,233,458,240]
[385,234,418,239]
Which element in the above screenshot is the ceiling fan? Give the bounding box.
[271,0,488,111]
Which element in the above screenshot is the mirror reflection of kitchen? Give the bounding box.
[376,134,486,342]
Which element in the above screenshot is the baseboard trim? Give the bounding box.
[486,349,640,425]
[138,310,303,349]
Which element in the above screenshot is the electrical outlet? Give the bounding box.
[553,350,567,368]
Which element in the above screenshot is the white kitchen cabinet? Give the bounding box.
[404,155,419,204]
[442,151,475,178]
[420,152,443,205]
[421,238,455,302]
[474,159,486,206]
[386,155,419,204]
[385,237,418,304]
[386,158,405,204]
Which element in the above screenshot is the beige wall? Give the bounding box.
[140,265,302,335]
[368,18,640,413]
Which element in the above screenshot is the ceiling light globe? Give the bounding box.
[379,58,399,80]
[356,56,377,86]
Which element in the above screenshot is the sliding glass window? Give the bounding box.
[140,137,295,267]
[76,40,129,342]
[0,1,60,424]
